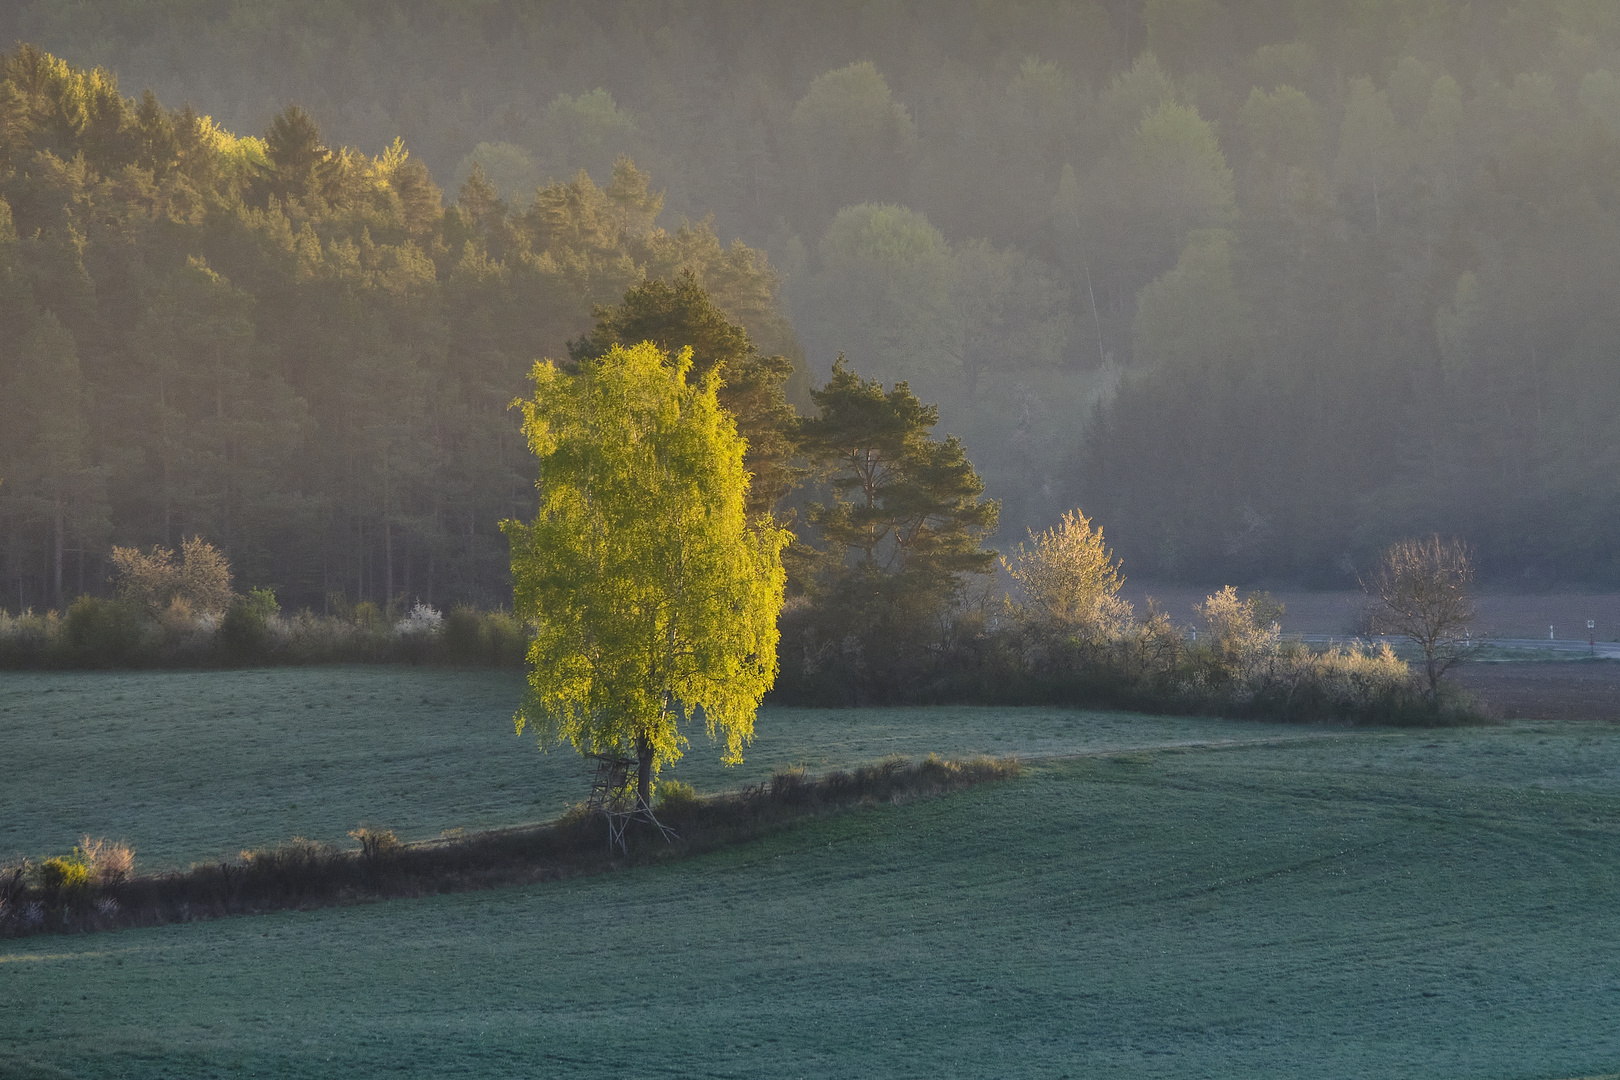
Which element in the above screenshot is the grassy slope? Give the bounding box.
[3,718,1620,1077]
[1,668,1299,868]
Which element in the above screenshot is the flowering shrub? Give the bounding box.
[395,602,444,636]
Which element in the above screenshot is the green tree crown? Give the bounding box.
[799,356,999,587]
[568,272,799,518]
[504,340,789,804]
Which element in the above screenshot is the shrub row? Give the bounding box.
[2,589,1481,726]
[0,755,1020,939]
[774,587,1485,726]
[0,598,526,670]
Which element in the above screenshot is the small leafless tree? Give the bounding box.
[1363,535,1476,700]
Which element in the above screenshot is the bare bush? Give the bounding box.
[176,537,236,615]
[111,544,178,611]
[349,827,402,862]
[79,836,133,886]
[1365,535,1476,699]
[112,536,235,616]
[1246,640,1415,719]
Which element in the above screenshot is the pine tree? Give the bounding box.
[2,313,105,608]
[799,356,998,589]
[569,272,798,518]
[793,358,998,694]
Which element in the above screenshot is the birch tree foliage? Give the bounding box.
[503,341,788,787]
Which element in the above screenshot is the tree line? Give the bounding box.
[0,43,999,690]
[15,0,1620,583]
[0,45,798,613]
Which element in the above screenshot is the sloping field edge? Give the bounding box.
[0,755,1020,940]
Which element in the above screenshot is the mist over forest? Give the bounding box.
[6,0,1620,616]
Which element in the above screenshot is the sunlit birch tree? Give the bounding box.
[503,341,788,813]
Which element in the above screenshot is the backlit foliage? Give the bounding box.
[0,45,797,612]
[1003,509,1129,641]
[504,341,788,784]
[110,536,234,616]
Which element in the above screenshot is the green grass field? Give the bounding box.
[1,667,1299,869]
[3,670,1619,1078]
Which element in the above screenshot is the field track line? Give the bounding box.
[0,946,148,963]
[539,1051,734,1078]
[1019,727,1402,764]
[405,731,1400,846]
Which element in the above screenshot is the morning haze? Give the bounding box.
[2,3,1619,1077]
[7,1,1620,607]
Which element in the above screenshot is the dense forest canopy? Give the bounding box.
[6,0,1620,601]
[0,43,797,613]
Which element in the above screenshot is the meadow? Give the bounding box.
[3,671,1619,1078]
[1,668,1300,869]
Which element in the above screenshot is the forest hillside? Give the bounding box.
[0,45,796,612]
[6,1,1620,597]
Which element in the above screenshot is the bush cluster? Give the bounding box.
[0,837,135,935]
[775,584,1477,725]
[0,597,526,670]
[5,584,1476,724]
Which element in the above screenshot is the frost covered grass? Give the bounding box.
[1,756,1021,938]
[1,667,1305,869]
[2,720,1618,1078]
